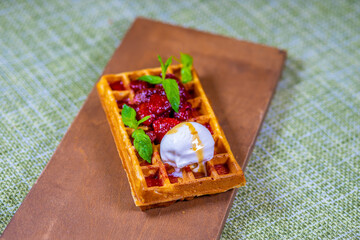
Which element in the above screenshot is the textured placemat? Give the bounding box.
[0,0,359,239]
[1,18,286,240]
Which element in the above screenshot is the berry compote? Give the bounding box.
[120,75,203,144]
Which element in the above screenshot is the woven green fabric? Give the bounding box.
[1,0,359,238]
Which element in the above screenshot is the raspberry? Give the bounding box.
[149,94,171,115]
[136,103,156,126]
[109,81,125,91]
[177,82,190,100]
[152,118,180,142]
[133,88,165,105]
[145,130,156,143]
[159,109,172,118]
[174,102,194,121]
[130,80,150,92]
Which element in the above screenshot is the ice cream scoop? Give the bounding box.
[160,122,215,177]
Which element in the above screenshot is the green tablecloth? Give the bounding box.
[1,0,359,238]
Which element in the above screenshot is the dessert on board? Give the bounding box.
[96,54,246,210]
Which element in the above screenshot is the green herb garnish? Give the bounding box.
[162,78,180,113]
[121,104,153,163]
[132,129,153,163]
[180,53,193,83]
[137,55,180,112]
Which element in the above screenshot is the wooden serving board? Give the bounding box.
[2,18,286,240]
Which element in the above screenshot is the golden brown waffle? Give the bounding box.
[96,64,246,210]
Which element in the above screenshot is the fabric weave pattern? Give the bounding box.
[0,0,359,239]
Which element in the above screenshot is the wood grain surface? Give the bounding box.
[1,18,286,240]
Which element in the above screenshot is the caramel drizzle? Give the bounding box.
[184,123,205,173]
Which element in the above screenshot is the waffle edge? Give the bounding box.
[96,64,246,210]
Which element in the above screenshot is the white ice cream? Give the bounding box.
[160,122,215,177]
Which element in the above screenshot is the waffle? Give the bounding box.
[96,64,246,210]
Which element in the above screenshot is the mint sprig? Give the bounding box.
[137,55,180,112]
[121,104,153,163]
[180,53,193,83]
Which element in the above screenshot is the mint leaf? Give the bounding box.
[138,75,163,84]
[162,78,180,112]
[180,53,193,83]
[137,115,150,125]
[158,55,172,80]
[164,57,172,73]
[180,53,193,67]
[121,104,138,129]
[131,128,142,138]
[181,67,192,83]
[132,129,153,163]
[121,105,153,163]
[122,106,149,127]
[158,55,165,79]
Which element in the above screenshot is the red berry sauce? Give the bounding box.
[145,171,163,187]
[109,81,125,91]
[203,123,213,135]
[168,175,179,183]
[193,172,206,179]
[214,164,230,175]
[116,99,129,109]
[140,161,151,166]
